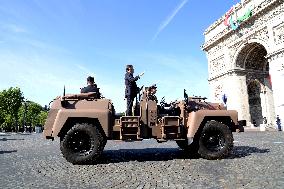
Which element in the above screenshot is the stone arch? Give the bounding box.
[235,42,268,73]
[233,38,270,69]
[233,39,274,126]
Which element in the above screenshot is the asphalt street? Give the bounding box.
[0,131,284,189]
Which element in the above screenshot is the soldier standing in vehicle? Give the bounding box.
[125,65,144,116]
[147,84,158,103]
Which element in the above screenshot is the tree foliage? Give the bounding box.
[0,110,4,126]
[18,102,48,127]
[0,87,48,131]
[0,87,23,114]
[1,114,14,131]
[0,87,23,131]
[26,102,42,126]
[37,111,48,126]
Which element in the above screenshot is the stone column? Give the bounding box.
[262,77,276,126]
[225,73,251,125]
[269,53,284,129]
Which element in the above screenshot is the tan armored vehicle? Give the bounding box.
[44,87,242,164]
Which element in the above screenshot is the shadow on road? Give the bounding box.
[96,148,199,164]
[229,146,270,158]
[0,138,25,141]
[93,146,270,164]
[19,133,32,135]
[0,150,17,154]
[0,134,11,137]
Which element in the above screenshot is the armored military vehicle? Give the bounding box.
[44,86,241,164]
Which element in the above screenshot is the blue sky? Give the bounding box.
[0,0,239,112]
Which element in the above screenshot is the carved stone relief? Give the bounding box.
[273,21,284,45]
[267,48,284,61]
[214,84,223,102]
[280,63,284,71]
[207,43,223,56]
[209,55,225,77]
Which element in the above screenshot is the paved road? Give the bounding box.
[0,131,284,189]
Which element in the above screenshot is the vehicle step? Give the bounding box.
[121,126,139,128]
[121,121,139,123]
[157,139,167,143]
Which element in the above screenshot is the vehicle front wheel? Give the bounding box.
[198,120,233,160]
[60,123,106,164]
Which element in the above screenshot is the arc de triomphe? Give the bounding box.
[202,0,284,127]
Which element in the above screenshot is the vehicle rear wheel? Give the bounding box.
[198,120,233,160]
[60,123,106,164]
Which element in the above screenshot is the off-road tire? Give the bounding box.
[198,120,233,160]
[60,123,106,164]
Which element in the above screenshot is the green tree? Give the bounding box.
[18,105,26,129]
[18,102,48,130]
[0,110,4,129]
[0,90,4,128]
[37,111,48,126]
[0,87,23,131]
[25,102,43,128]
[1,114,14,131]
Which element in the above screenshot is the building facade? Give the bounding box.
[202,0,284,127]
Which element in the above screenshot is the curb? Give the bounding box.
[243,126,279,132]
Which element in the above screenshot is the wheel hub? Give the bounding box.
[203,131,225,152]
[68,131,93,155]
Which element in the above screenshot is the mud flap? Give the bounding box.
[187,136,193,145]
